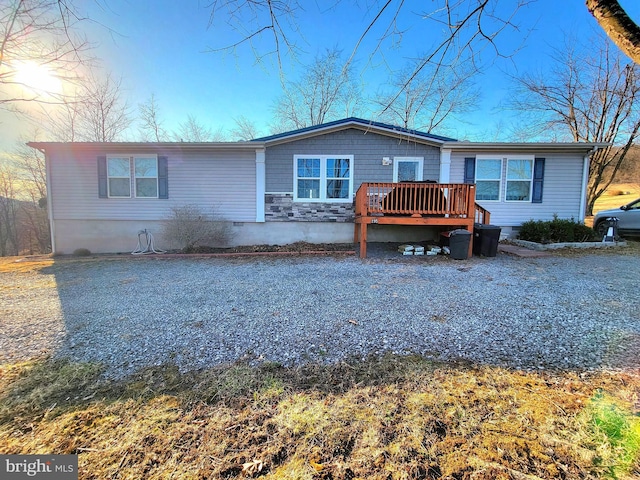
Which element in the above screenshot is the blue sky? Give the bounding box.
[4,0,640,147]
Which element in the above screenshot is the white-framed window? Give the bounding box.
[134,156,159,198]
[107,156,131,198]
[393,157,424,182]
[294,155,353,201]
[475,157,502,201]
[505,157,534,202]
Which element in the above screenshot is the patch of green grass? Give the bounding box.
[0,360,104,423]
[582,391,640,479]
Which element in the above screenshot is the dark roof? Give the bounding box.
[251,117,457,143]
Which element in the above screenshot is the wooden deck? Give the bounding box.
[354,182,491,258]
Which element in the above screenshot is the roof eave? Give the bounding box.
[27,141,266,152]
[442,141,611,152]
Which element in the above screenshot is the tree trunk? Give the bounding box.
[587,0,640,64]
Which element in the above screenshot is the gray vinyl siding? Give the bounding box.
[265,129,441,193]
[451,151,585,226]
[48,146,256,222]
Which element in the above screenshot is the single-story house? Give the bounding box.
[28,117,607,256]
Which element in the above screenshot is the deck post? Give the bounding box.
[359,222,368,259]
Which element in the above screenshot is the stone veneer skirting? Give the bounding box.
[265,194,354,222]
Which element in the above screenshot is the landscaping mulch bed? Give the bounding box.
[180,241,356,254]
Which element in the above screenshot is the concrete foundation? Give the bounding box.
[52,219,444,254]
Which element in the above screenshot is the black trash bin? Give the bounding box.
[442,229,472,260]
[473,223,502,257]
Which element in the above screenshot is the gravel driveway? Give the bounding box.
[1,248,639,379]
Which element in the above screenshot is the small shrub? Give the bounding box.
[519,216,597,243]
[574,223,599,242]
[162,205,232,252]
[72,248,92,256]
[518,220,551,244]
[550,217,577,242]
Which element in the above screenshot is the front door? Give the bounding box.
[394,157,424,182]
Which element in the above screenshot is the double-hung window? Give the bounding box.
[506,157,534,202]
[134,156,159,198]
[105,155,159,198]
[294,155,353,201]
[465,155,544,203]
[475,157,502,201]
[107,157,131,198]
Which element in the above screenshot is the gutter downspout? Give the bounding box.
[37,146,56,254]
[579,147,598,222]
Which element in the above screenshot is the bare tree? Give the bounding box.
[36,69,133,142]
[0,0,90,109]
[138,94,168,142]
[0,164,19,256]
[38,94,82,141]
[511,36,640,215]
[271,48,362,131]
[78,72,132,142]
[231,115,260,140]
[11,136,50,253]
[374,60,479,133]
[173,115,227,142]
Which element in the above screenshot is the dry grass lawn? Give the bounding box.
[1,358,639,479]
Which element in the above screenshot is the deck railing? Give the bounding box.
[355,182,477,218]
[474,203,491,225]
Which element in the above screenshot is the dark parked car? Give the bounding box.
[593,197,640,237]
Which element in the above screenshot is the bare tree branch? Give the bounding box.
[205,0,303,70]
[587,0,640,64]
[0,0,92,109]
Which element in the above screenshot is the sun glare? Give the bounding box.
[13,61,63,96]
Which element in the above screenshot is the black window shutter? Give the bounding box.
[532,157,545,203]
[98,156,108,198]
[158,156,168,199]
[464,157,475,184]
